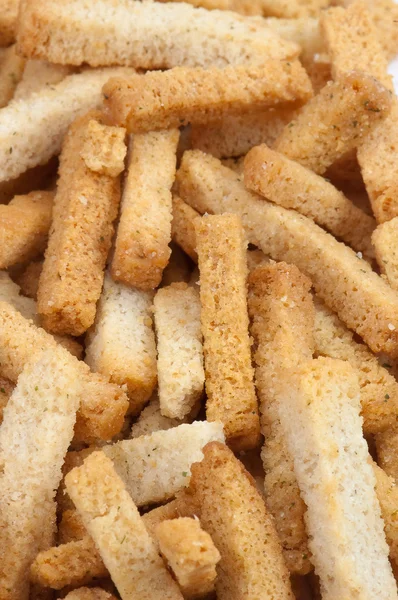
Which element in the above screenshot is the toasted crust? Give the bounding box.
[171,196,199,262]
[261,0,329,17]
[244,144,375,258]
[155,0,267,14]
[0,0,19,46]
[373,219,398,290]
[16,0,299,68]
[58,509,87,544]
[0,301,129,443]
[373,462,398,565]
[154,283,204,420]
[14,60,72,101]
[248,263,314,575]
[156,518,220,598]
[85,274,157,415]
[0,45,25,108]
[64,589,117,600]
[191,106,294,159]
[275,71,392,175]
[177,151,398,357]
[0,375,14,424]
[376,429,398,480]
[277,357,397,600]
[111,130,179,290]
[0,191,53,269]
[65,451,184,600]
[314,297,398,435]
[189,442,294,600]
[0,68,132,184]
[194,214,260,451]
[13,260,43,300]
[0,348,81,599]
[37,112,125,336]
[104,62,312,134]
[130,395,192,438]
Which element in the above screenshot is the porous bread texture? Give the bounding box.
[313,297,398,435]
[177,151,398,357]
[277,357,397,600]
[130,395,192,438]
[264,17,324,65]
[373,462,398,564]
[260,0,329,17]
[189,442,294,600]
[0,45,25,108]
[248,262,313,575]
[244,144,375,259]
[111,130,179,290]
[191,105,294,159]
[85,274,157,415]
[14,61,72,100]
[154,283,204,420]
[80,119,127,177]
[376,429,398,481]
[37,111,125,336]
[171,196,199,262]
[373,219,398,289]
[64,589,117,600]
[155,518,220,598]
[65,451,184,600]
[0,190,53,268]
[0,301,129,443]
[103,421,225,506]
[155,0,267,15]
[0,347,81,600]
[16,0,299,68]
[13,260,43,300]
[104,61,312,134]
[274,71,392,175]
[0,375,14,424]
[194,214,260,451]
[58,509,87,544]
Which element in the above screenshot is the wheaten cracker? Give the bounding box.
[177,151,398,357]
[277,357,397,600]
[244,144,375,258]
[248,262,313,575]
[16,0,299,68]
[0,348,82,600]
[111,130,179,290]
[154,283,204,420]
[0,191,53,269]
[156,518,220,598]
[189,442,294,600]
[194,214,260,451]
[104,61,312,134]
[37,112,126,336]
[0,44,25,108]
[85,274,157,415]
[0,301,129,443]
[274,71,392,175]
[65,451,184,600]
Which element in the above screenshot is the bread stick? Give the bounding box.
[130,395,191,438]
[277,357,398,600]
[0,347,81,600]
[65,451,184,600]
[155,518,220,598]
[0,301,129,443]
[85,274,157,415]
[171,196,199,262]
[154,283,204,420]
[313,298,398,435]
[104,62,312,134]
[248,263,314,575]
[0,68,132,184]
[244,144,375,258]
[37,112,126,336]
[155,0,266,14]
[194,214,260,451]
[376,429,398,481]
[58,509,87,544]
[103,421,225,506]
[14,60,72,100]
[111,130,179,290]
[64,589,117,600]
[16,0,299,68]
[373,462,398,565]
[0,375,14,425]
[0,190,53,269]
[190,106,294,159]
[188,441,294,600]
[372,219,398,290]
[177,150,398,357]
[13,260,43,300]
[0,44,25,108]
[274,71,392,175]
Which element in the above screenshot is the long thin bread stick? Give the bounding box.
[189,442,294,600]
[65,451,184,600]
[111,130,179,290]
[0,347,81,600]
[277,357,397,600]
[16,0,299,68]
[274,71,392,175]
[104,62,312,134]
[37,112,126,336]
[130,395,194,439]
[171,196,199,262]
[85,274,157,415]
[177,150,398,357]
[244,144,375,259]
[194,214,260,451]
[248,263,313,575]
